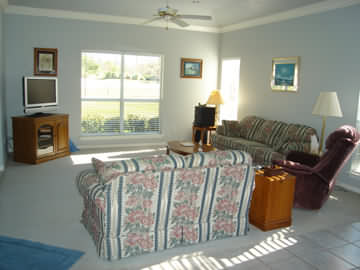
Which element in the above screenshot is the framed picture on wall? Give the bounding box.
[181,58,203,79]
[271,56,300,92]
[34,48,58,76]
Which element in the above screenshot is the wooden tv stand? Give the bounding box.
[12,114,70,164]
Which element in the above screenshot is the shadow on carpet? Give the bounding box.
[0,235,84,270]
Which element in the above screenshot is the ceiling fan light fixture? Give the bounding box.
[143,3,211,29]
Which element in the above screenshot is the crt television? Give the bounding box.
[194,106,215,127]
[23,77,58,113]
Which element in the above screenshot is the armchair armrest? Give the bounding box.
[273,159,330,188]
[273,159,313,175]
[286,151,320,167]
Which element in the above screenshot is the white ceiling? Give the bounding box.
[7,0,331,26]
[6,0,360,31]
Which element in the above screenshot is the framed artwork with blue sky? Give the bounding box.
[181,58,202,79]
[271,56,300,92]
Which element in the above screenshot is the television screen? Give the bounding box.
[24,77,58,112]
[194,106,215,127]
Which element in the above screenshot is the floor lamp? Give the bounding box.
[206,89,224,126]
[312,91,343,154]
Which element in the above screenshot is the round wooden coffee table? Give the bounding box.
[167,141,216,155]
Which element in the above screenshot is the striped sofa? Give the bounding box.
[76,150,255,260]
[211,116,318,166]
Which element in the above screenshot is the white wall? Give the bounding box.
[220,4,360,190]
[4,14,219,148]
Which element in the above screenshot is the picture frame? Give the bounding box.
[181,58,203,79]
[34,48,58,76]
[271,56,300,92]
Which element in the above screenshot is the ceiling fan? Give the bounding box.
[143,4,212,29]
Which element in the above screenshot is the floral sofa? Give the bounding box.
[76,150,255,260]
[211,116,318,166]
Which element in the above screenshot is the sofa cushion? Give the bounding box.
[275,124,317,153]
[222,120,241,137]
[277,141,309,155]
[230,137,268,152]
[253,120,287,146]
[92,154,186,184]
[247,146,285,166]
[210,133,235,149]
[211,134,285,165]
[237,116,265,140]
[186,150,251,168]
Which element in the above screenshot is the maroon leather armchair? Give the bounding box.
[273,125,360,210]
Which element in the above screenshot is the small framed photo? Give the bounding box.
[34,48,58,76]
[181,58,202,79]
[271,56,300,92]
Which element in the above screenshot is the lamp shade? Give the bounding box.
[312,91,343,117]
[206,90,224,105]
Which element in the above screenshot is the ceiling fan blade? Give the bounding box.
[170,17,189,27]
[142,16,162,25]
[178,15,212,20]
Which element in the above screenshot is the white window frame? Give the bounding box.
[350,90,360,176]
[81,50,164,136]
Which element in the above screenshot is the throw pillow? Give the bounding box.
[238,116,265,140]
[253,120,287,146]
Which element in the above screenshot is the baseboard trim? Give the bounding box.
[77,142,167,150]
[336,182,360,195]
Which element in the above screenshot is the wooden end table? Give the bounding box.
[167,141,216,156]
[249,169,296,231]
[192,126,216,145]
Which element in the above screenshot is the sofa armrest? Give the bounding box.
[216,125,225,135]
[286,151,320,167]
[76,169,101,197]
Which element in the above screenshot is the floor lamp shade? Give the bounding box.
[312,91,343,153]
[312,92,343,117]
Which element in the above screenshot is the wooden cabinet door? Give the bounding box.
[55,116,69,153]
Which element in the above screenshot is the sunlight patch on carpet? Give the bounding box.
[142,230,298,270]
[70,147,166,165]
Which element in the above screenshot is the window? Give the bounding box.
[351,91,360,175]
[81,52,161,135]
[220,59,240,122]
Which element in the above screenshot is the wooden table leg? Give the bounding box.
[192,126,196,143]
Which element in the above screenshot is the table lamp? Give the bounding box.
[206,89,224,126]
[312,91,343,154]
